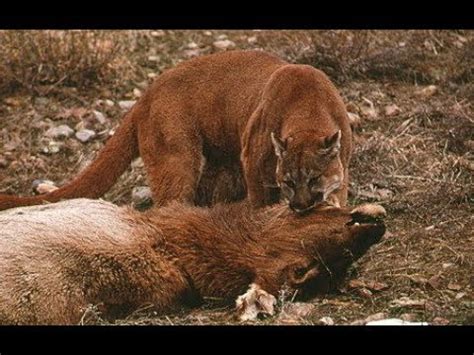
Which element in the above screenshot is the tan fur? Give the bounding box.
[0,50,351,212]
[351,203,387,218]
[0,199,385,325]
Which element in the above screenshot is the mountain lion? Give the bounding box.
[0,50,352,213]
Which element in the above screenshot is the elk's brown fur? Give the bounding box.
[0,50,351,212]
[0,199,384,325]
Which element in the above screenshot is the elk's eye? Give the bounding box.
[308,177,319,186]
[284,180,295,189]
[295,267,307,278]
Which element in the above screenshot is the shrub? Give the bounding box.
[0,30,135,95]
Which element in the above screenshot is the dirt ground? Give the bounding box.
[0,30,472,325]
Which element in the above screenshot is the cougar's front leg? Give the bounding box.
[331,166,349,207]
[138,120,204,207]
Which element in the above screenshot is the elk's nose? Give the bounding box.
[312,192,324,203]
[290,201,312,214]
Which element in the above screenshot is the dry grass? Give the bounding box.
[262,30,474,85]
[0,30,472,325]
[0,30,138,96]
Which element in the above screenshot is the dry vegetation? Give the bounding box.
[0,30,472,325]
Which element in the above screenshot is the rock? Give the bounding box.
[361,97,378,120]
[105,99,115,107]
[92,110,107,125]
[459,157,474,172]
[384,104,401,117]
[213,39,236,50]
[400,313,418,322]
[365,312,388,323]
[348,279,389,292]
[187,42,198,49]
[390,297,426,309]
[318,316,334,325]
[447,282,462,291]
[56,107,88,121]
[183,49,202,58]
[349,319,366,325]
[36,183,59,194]
[74,121,85,132]
[216,34,228,40]
[416,85,438,97]
[131,158,144,169]
[442,263,454,269]
[0,157,9,168]
[463,140,474,151]
[147,73,158,79]
[278,302,316,322]
[32,179,57,194]
[3,141,18,151]
[455,292,466,300]
[148,55,160,62]
[45,125,75,139]
[347,112,362,127]
[203,30,212,36]
[432,317,450,325]
[132,186,153,207]
[247,36,258,44]
[41,141,62,155]
[366,318,429,326]
[150,30,165,37]
[133,88,142,98]
[3,97,22,106]
[75,129,96,143]
[428,275,442,289]
[408,275,428,286]
[118,100,136,111]
[357,186,394,201]
[34,97,50,106]
[348,313,388,324]
[357,288,373,298]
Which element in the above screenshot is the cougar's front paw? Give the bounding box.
[326,195,341,208]
[235,283,277,321]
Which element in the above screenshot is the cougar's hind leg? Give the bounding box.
[137,118,204,207]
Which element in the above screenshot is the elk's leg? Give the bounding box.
[235,283,277,321]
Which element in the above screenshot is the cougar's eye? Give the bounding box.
[283,180,296,189]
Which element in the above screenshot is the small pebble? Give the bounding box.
[75,129,96,143]
[318,316,334,325]
[213,39,236,50]
[45,125,74,139]
[118,100,136,111]
[92,110,107,125]
[132,186,153,208]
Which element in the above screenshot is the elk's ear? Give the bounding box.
[287,261,319,286]
[323,130,341,153]
[271,132,287,158]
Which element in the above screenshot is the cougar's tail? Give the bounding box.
[0,107,140,211]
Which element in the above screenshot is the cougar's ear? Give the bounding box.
[286,261,319,286]
[271,132,287,158]
[323,130,341,153]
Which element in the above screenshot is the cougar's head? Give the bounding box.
[271,130,344,214]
